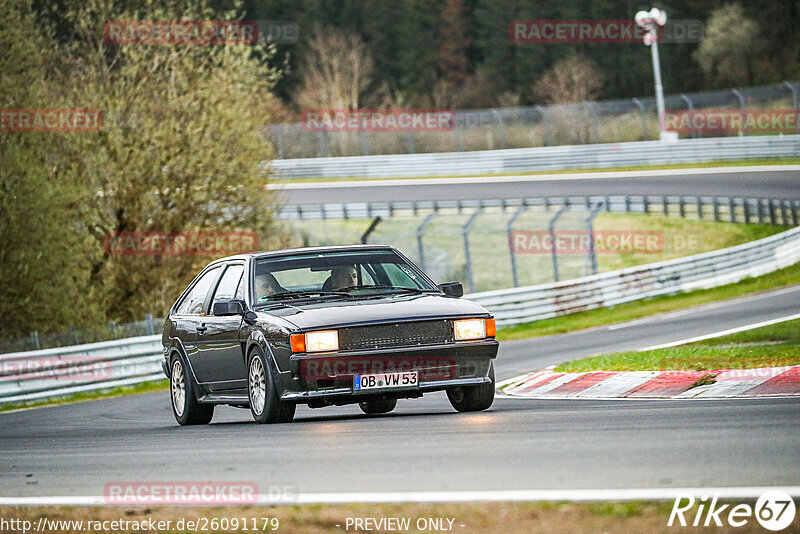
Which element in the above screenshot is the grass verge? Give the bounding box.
[273,156,800,183]
[554,319,800,372]
[0,379,168,414]
[497,260,800,341]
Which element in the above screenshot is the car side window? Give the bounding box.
[210,264,244,312]
[175,266,221,315]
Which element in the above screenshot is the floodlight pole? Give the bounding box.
[650,31,666,132]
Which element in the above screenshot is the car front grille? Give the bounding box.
[339,320,453,351]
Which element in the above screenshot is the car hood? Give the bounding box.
[257,294,490,331]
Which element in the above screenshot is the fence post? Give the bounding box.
[769,199,777,225]
[536,105,552,146]
[462,208,483,293]
[416,212,437,271]
[731,89,746,135]
[69,326,79,345]
[361,216,382,244]
[729,197,736,223]
[270,125,286,159]
[491,109,507,149]
[549,203,570,282]
[662,196,669,216]
[30,331,40,350]
[360,130,370,156]
[713,197,720,222]
[631,98,648,140]
[680,94,697,138]
[317,130,329,157]
[146,314,155,335]
[584,201,605,277]
[744,198,751,224]
[405,131,416,153]
[507,204,528,287]
[679,197,686,218]
[453,112,462,151]
[757,198,764,224]
[781,199,789,226]
[696,197,703,219]
[783,81,799,133]
[793,200,799,227]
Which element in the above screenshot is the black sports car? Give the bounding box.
[161,245,499,425]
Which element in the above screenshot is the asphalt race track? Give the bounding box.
[274,167,800,204]
[1,286,799,498]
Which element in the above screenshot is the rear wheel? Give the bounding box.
[447,362,495,412]
[248,348,295,424]
[358,397,397,415]
[170,354,214,425]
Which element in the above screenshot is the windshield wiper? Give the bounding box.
[334,285,432,294]
[261,290,352,302]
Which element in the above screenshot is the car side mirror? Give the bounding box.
[438,282,463,297]
[212,299,245,316]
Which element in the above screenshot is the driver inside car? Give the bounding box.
[255,272,283,300]
[324,264,358,290]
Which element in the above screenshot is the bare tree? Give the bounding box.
[534,55,604,105]
[296,25,375,110]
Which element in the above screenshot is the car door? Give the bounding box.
[193,262,248,391]
[172,265,223,385]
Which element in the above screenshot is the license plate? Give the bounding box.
[353,371,418,391]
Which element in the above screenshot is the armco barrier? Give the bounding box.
[0,335,163,405]
[269,135,800,179]
[1,225,798,405]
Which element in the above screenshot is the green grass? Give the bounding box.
[497,260,800,341]
[554,319,800,372]
[273,156,800,183]
[0,379,168,413]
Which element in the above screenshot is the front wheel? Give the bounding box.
[447,362,495,412]
[170,354,214,425]
[248,349,295,424]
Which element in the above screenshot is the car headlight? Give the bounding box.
[291,330,339,352]
[453,318,493,341]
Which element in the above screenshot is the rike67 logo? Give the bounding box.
[669,490,796,531]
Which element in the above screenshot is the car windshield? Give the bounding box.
[252,249,437,304]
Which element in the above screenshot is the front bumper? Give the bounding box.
[280,376,491,401]
[279,338,498,402]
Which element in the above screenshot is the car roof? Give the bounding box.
[206,244,398,267]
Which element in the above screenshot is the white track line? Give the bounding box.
[3,487,800,505]
[269,165,800,190]
[607,285,800,331]
[638,312,800,351]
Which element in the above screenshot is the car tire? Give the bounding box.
[358,397,397,415]
[248,348,295,424]
[447,362,495,412]
[170,354,214,426]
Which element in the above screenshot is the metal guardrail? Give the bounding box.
[279,194,800,223]
[468,225,800,326]
[269,135,800,179]
[0,335,164,405]
[2,225,798,405]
